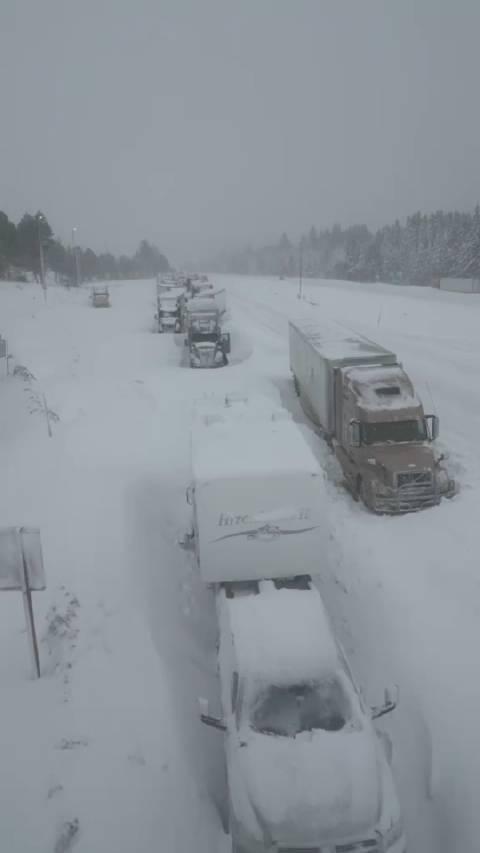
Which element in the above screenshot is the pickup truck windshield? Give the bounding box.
[362,419,426,445]
[250,677,350,737]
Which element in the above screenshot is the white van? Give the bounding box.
[200,577,406,853]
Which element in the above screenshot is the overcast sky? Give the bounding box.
[1,0,480,264]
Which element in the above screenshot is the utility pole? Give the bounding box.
[37,215,45,286]
[37,214,46,299]
[298,239,303,300]
[72,227,81,286]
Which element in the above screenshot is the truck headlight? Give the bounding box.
[372,481,390,497]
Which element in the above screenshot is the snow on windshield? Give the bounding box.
[250,676,352,737]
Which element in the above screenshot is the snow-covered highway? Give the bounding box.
[0,275,478,852]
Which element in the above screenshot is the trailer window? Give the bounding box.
[362,420,426,444]
[250,677,351,737]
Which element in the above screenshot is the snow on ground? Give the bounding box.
[0,273,479,852]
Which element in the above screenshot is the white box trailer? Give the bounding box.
[438,277,480,293]
[190,407,328,584]
[289,321,397,436]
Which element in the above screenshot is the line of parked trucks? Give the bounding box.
[178,294,454,851]
[155,273,231,368]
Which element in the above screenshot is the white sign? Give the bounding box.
[0,527,46,590]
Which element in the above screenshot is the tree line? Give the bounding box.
[0,210,170,283]
[211,206,480,285]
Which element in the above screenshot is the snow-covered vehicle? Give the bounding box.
[200,577,406,853]
[289,320,455,513]
[91,286,110,307]
[188,400,327,583]
[184,296,230,368]
[155,289,181,332]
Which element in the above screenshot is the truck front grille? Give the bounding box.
[373,470,438,513]
[397,471,432,488]
[281,841,379,853]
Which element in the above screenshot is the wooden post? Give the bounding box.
[20,538,41,679]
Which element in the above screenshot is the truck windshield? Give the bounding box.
[250,676,350,737]
[362,419,426,445]
[191,332,218,343]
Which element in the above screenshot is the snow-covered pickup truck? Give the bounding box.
[200,577,406,853]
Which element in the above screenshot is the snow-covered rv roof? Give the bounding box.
[289,320,396,366]
[192,416,319,482]
[193,392,290,431]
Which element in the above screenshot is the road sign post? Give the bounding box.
[0,527,46,679]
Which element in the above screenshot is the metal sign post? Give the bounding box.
[0,336,7,376]
[21,541,41,678]
[0,527,46,679]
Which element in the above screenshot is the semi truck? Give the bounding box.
[289,320,455,513]
[184,295,230,368]
[188,395,406,853]
[155,285,182,332]
[91,286,110,308]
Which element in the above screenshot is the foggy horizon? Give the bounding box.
[2,0,480,265]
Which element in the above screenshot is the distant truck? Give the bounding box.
[188,397,327,583]
[155,286,181,333]
[91,286,110,308]
[184,295,230,368]
[289,320,454,513]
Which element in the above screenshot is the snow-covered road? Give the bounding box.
[0,275,479,852]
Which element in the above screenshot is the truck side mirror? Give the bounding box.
[198,698,226,732]
[349,420,361,448]
[371,685,399,720]
[425,414,439,442]
[186,485,194,505]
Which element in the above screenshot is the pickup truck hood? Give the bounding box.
[236,728,381,847]
[360,442,435,475]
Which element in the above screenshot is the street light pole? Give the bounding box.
[72,227,80,286]
[37,214,46,301]
[37,215,45,288]
[298,240,303,300]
